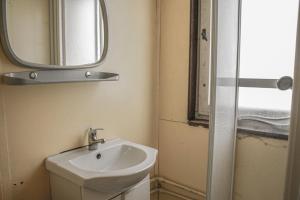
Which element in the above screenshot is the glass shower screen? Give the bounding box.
[206,0,240,199]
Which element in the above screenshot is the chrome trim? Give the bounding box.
[85,71,92,78]
[87,128,105,151]
[1,70,119,85]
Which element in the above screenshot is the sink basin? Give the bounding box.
[46,139,157,195]
[70,144,148,172]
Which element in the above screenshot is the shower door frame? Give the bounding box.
[206,0,241,199]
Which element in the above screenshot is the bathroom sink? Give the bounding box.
[46,139,157,195]
[70,144,148,172]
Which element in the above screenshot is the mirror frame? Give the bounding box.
[0,0,109,69]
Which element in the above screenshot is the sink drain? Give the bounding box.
[96,153,101,159]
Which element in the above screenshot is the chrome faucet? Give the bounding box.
[88,128,105,150]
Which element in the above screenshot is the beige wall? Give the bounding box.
[0,1,291,200]
[158,1,288,200]
[159,0,209,194]
[0,0,158,200]
[234,135,288,200]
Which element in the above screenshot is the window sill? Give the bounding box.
[237,128,288,140]
[188,119,209,128]
[188,119,289,140]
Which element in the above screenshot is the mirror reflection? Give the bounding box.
[6,0,107,68]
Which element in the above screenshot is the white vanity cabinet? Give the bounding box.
[50,174,150,200]
[110,176,150,200]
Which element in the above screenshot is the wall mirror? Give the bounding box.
[0,0,108,69]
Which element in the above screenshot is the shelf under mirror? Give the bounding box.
[1,70,119,85]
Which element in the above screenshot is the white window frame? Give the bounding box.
[196,0,211,119]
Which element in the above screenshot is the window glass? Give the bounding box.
[239,0,298,111]
[239,88,293,111]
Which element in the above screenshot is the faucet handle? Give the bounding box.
[88,128,104,140]
[87,128,105,150]
[89,128,104,134]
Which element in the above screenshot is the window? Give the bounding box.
[188,0,299,138]
[188,0,211,125]
[237,0,298,137]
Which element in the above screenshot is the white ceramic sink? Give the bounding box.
[46,139,157,194]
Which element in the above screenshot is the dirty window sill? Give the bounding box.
[188,119,289,140]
